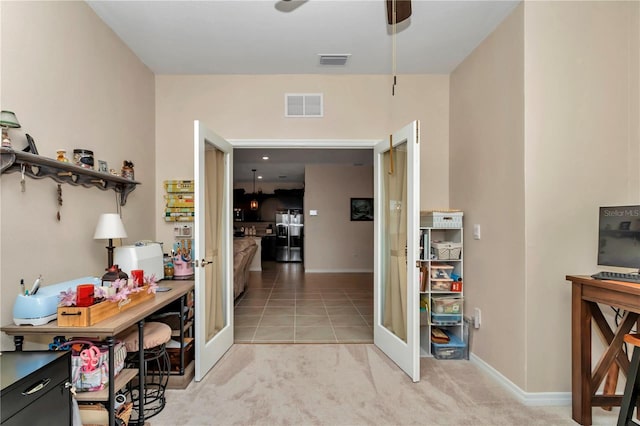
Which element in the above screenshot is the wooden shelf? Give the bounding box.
[171,320,193,337]
[74,368,138,402]
[0,148,139,205]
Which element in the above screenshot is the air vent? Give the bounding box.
[318,54,351,66]
[285,93,323,117]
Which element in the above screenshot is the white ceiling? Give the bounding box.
[87,0,519,75]
[87,0,519,183]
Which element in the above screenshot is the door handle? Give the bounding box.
[201,259,213,267]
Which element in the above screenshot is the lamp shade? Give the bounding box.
[94,213,128,239]
[0,111,20,128]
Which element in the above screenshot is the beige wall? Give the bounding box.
[450,3,526,389]
[154,74,450,248]
[451,1,640,393]
[0,1,155,350]
[523,1,639,392]
[304,164,373,272]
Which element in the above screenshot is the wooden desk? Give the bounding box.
[1,280,194,426]
[567,275,640,425]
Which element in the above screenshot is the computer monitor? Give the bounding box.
[598,205,640,269]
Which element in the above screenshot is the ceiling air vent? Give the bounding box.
[285,93,323,118]
[318,54,351,66]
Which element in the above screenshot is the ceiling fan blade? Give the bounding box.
[386,0,412,25]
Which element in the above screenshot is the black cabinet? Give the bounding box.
[1,351,71,425]
[262,235,277,261]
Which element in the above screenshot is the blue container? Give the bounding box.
[431,313,462,325]
[431,331,467,360]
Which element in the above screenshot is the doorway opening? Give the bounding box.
[231,144,375,344]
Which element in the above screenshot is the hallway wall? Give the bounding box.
[304,164,373,272]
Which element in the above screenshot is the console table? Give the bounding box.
[1,280,194,426]
[566,275,640,425]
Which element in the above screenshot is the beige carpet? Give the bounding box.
[153,344,617,425]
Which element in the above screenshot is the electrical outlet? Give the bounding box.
[473,307,481,329]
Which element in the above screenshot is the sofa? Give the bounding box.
[233,237,258,299]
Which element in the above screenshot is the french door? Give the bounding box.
[193,120,234,381]
[373,120,421,382]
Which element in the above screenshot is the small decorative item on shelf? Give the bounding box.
[0,110,20,149]
[56,149,69,162]
[24,134,39,155]
[121,160,134,180]
[97,160,108,173]
[73,149,94,169]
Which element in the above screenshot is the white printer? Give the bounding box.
[114,242,165,280]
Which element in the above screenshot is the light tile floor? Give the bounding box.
[234,262,373,343]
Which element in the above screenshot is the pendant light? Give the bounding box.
[250,169,258,210]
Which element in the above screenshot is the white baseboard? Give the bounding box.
[469,353,571,406]
[304,269,374,273]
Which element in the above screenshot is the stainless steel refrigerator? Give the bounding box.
[275,209,304,262]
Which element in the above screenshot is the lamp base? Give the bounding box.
[1,128,12,149]
[106,239,115,270]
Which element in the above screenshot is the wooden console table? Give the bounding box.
[566,275,640,425]
[1,280,194,426]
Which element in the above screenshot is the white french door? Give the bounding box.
[194,120,234,381]
[373,120,420,382]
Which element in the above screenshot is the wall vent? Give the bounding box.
[318,54,351,66]
[285,93,323,117]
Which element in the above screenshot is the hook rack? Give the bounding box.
[0,147,139,206]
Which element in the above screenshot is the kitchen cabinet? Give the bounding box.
[1,351,72,425]
[0,148,139,206]
[419,214,466,359]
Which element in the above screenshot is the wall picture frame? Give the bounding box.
[98,160,108,173]
[350,198,373,221]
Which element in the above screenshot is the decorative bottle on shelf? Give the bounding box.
[121,160,134,180]
[56,149,69,162]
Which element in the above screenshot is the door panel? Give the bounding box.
[373,121,420,382]
[194,120,234,381]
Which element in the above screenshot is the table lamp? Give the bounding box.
[0,111,21,149]
[94,213,128,269]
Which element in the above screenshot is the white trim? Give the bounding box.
[470,353,571,406]
[228,139,378,149]
[305,269,374,274]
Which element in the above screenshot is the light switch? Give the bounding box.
[310,210,318,216]
[473,224,481,240]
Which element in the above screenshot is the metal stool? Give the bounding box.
[618,333,640,426]
[120,322,172,425]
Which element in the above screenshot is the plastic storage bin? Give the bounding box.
[431,331,466,360]
[431,296,462,314]
[431,313,462,325]
[421,211,463,228]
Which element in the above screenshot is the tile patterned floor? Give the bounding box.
[234,262,373,343]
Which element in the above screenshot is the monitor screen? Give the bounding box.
[598,205,640,269]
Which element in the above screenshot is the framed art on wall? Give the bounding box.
[350,198,373,221]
